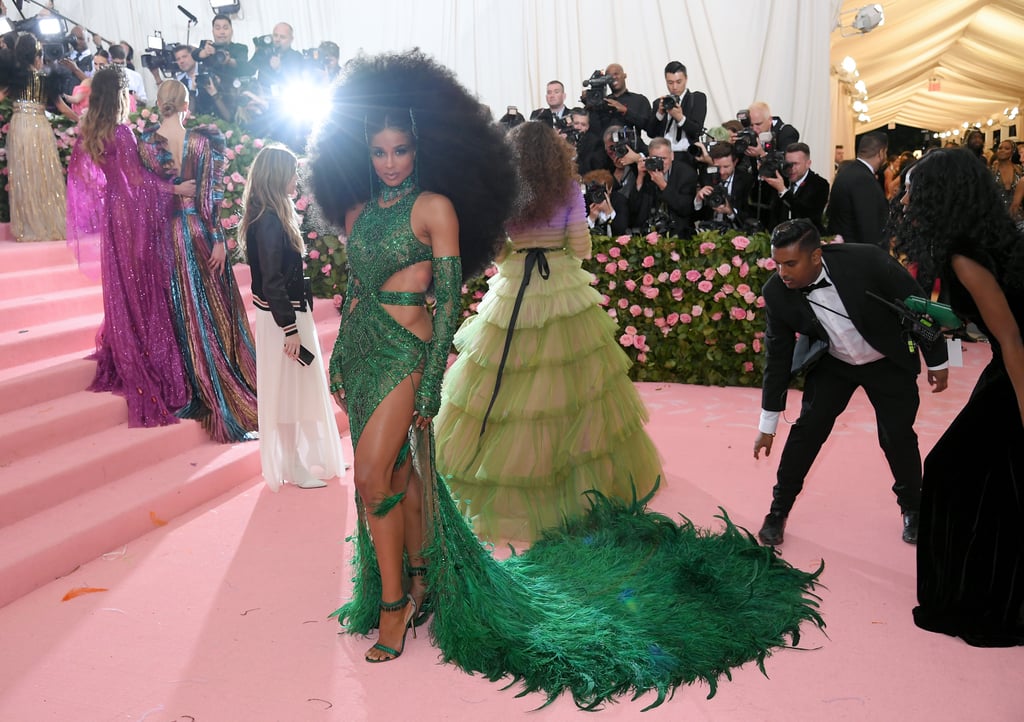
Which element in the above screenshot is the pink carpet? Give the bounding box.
[0,234,1021,721]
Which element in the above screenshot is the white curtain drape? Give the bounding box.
[25,0,842,164]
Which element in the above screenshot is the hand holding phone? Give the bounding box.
[297,345,315,366]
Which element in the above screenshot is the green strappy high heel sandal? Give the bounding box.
[408,566,433,628]
[365,594,416,663]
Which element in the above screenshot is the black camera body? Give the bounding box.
[643,156,665,172]
[647,208,673,235]
[141,42,183,77]
[661,95,678,112]
[610,127,638,158]
[759,151,792,179]
[584,181,608,207]
[707,186,729,209]
[581,70,612,111]
[733,127,759,155]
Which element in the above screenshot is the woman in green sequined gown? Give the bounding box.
[328,120,464,661]
[309,51,825,708]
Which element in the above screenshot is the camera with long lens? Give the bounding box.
[584,181,609,207]
[581,70,612,111]
[643,155,665,172]
[611,127,638,158]
[140,34,181,77]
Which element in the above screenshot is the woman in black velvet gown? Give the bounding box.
[895,148,1024,647]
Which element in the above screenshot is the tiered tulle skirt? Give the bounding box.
[434,249,662,542]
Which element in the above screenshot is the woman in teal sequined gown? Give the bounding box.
[309,51,825,708]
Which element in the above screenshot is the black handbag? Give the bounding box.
[790,334,829,378]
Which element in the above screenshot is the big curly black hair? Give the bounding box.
[306,49,516,281]
[892,148,1024,289]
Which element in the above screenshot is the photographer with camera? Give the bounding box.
[173,44,234,123]
[646,61,707,168]
[589,63,650,137]
[762,142,830,233]
[741,101,799,227]
[251,22,303,93]
[595,124,645,229]
[628,137,698,238]
[194,14,251,85]
[693,141,755,230]
[570,109,605,175]
[581,170,628,236]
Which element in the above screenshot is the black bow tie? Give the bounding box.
[801,278,831,294]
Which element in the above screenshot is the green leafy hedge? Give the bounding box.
[3,109,778,387]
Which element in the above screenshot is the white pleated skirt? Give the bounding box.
[255,310,345,491]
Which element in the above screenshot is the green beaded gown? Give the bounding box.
[329,190,825,709]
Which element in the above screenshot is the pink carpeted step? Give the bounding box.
[0,441,263,610]
[0,285,104,333]
[0,417,212,529]
[0,311,104,370]
[0,238,77,271]
[0,391,127,467]
[0,263,99,301]
[0,355,96,415]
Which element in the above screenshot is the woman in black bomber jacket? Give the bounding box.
[240,144,345,490]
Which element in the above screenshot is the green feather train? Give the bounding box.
[331,428,824,710]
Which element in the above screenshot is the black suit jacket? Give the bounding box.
[629,162,698,237]
[760,244,947,412]
[592,90,652,136]
[772,170,830,232]
[826,159,889,247]
[696,169,755,226]
[646,89,708,146]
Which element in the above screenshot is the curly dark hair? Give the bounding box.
[505,121,578,227]
[892,148,1024,289]
[306,49,516,281]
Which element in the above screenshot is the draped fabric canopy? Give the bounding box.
[832,0,1024,135]
[21,0,840,172]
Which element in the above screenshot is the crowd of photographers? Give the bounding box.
[10,12,341,152]
[522,62,829,241]
[9,16,827,241]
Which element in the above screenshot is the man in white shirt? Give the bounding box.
[752,219,949,546]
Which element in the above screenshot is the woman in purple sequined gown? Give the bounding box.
[66,67,194,426]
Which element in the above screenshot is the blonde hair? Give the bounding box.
[79,67,130,164]
[238,145,304,255]
[157,79,188,119]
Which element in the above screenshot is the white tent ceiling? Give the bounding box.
[831,0,1024,135]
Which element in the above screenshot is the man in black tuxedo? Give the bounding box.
[693,141,755,230]
[752,219,949,546]
[628,138,698,237]
[826,131,890,247]
[764,142,830,232]
[646,61,707,167]
[529,80,569,124]
[744,101,800,227]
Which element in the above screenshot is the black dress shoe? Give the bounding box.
[758,512,788,546]
[902,511,919,544]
